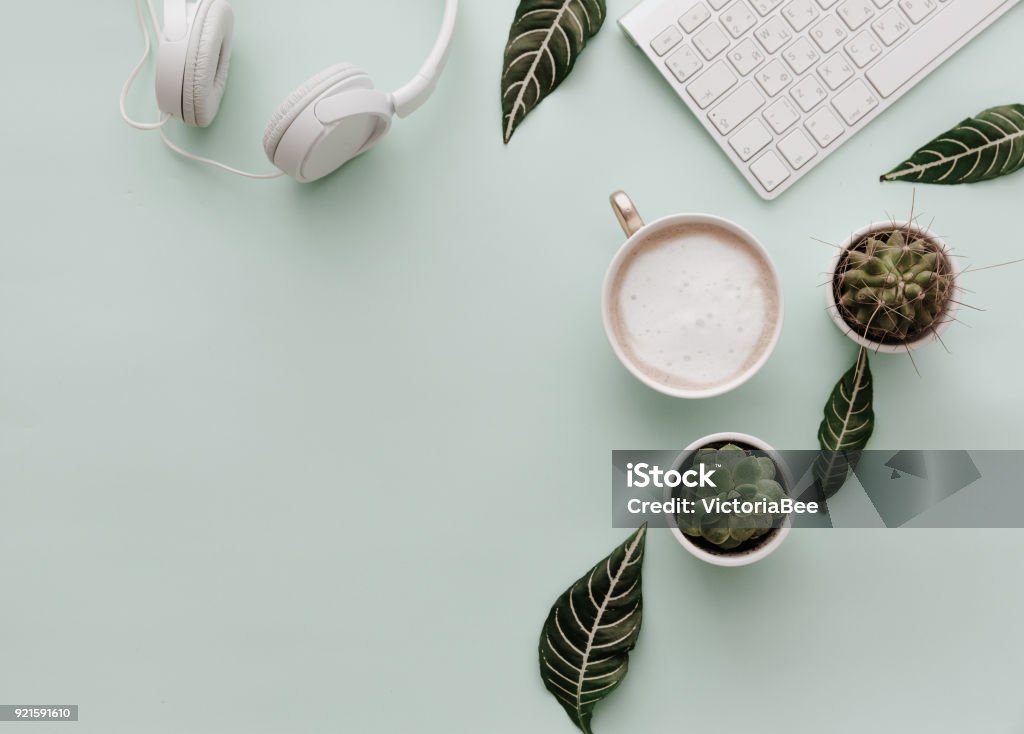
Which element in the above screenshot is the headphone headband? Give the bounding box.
[161,0,192,41]
[154,0,195,121]
[393,0,459,117]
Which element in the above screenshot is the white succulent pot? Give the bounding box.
[825,221,960,354]
[668,432,792,568]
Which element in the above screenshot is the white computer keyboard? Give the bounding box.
[619,0,1021,199]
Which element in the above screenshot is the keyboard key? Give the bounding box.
[721,0,758,37]
[816,0,840,7]
[754,17,793,53]
[867,0,1004,97]
[837,0,875,29]
[754,59,793,96]
[651,26,684,56]
[782,38,820,74]
[872,8,910,45]
[708,82,766,133]
[845,30,882,67]
[750,0,784,14]
[778,128,818,168]
[831,79,879,124]
[680,2,712,32]
[817,53,854,89]
[782,0,821,31]
[810,15,848,52]
[729,118,773,160]
[750,151,791,191]
[898,0,936,24]
[686,61,738,108]
[708,0,730,7]
[763,97,800,133]
[872,0,894,7]
[790,75,827,111]
[694,23,730,59]
[805,107,844,146]
[666,44,704,82]
[727,39,767,75]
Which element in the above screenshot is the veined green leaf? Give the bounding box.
[881,104,1024,184]
[501,0,607,144]
[538,526,646,734]
[814,348,875,498]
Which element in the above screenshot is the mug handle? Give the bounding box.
[609,191,645,238]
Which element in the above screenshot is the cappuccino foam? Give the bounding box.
[610,223,779,391]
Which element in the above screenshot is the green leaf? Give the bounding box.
[501,0,607,144]
[538,526,646,734]
[814,347,875,498]
[881,104,1024,184]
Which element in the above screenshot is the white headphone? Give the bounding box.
[122,0,458,182]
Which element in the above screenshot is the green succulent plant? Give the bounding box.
[835,229,955,344]
[678,444,788,552]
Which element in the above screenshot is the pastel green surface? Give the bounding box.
[2,2,1023,732]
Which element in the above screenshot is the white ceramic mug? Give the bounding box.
[602,191,785,399]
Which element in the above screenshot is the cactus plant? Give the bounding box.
[834,228,956,344]
[678,444,788,552]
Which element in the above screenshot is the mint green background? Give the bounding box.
[2,2,1023,732]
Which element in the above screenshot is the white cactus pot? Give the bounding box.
[668,433,792,568]
[825,221,960,354]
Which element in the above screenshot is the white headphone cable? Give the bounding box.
[120,0,166,130]
[120,0,285,180]
[157,125,285,179]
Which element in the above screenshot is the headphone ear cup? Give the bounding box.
[262,64,359,162]
[182,0,235,128]
[264,65,395,182]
